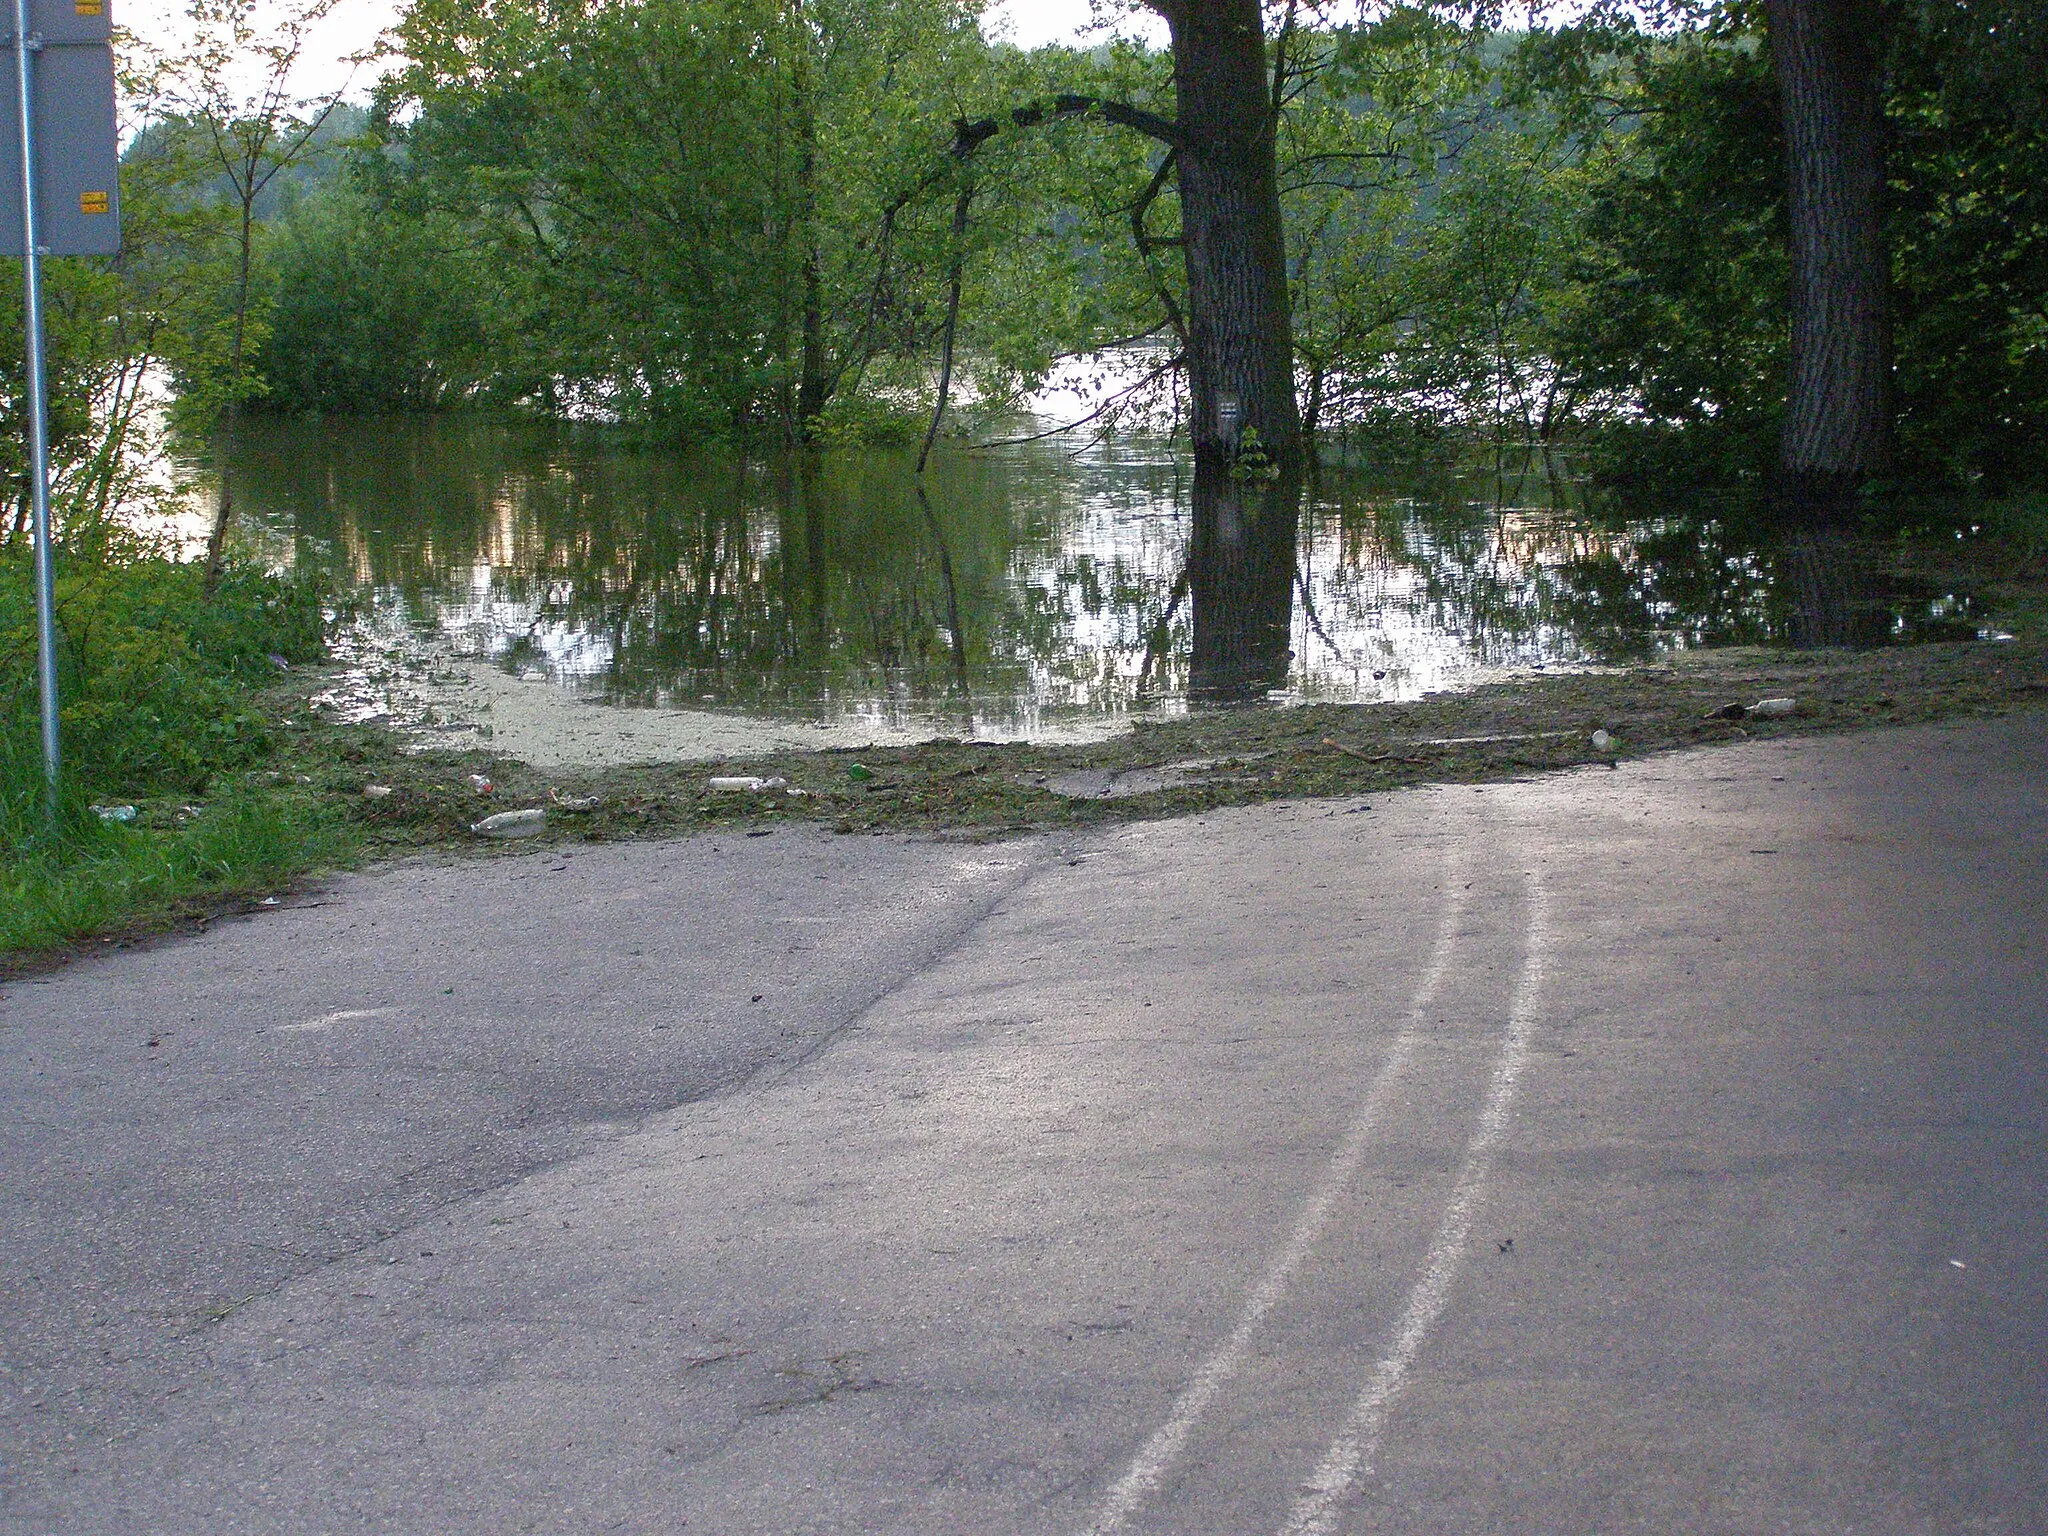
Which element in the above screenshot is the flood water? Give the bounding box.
[220,415,1989,741]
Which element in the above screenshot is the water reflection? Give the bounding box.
[1779,528,1898,650]
[1188,468,1302,703]
[216,417,1989,737]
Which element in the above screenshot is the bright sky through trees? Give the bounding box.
[117,0,1165,100]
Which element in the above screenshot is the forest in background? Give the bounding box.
[2,0,2043,550]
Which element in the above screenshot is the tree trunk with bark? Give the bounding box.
[1764,0,1891,516]
[1147,0,1305,695]
[1153,0,1302,476]
[1780,526,1888,648]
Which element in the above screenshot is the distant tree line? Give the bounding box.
[5,0,2043,551]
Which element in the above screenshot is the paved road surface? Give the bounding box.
[2,714,2043,1534]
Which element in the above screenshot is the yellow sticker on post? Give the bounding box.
[80,191,110,215]
[34,0,114,45]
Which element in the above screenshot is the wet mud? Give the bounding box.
[302,636,2048,848]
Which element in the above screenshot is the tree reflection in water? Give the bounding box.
[211,417,1992,733]
[1779,525,1896,650]
[1188,466,1302,703]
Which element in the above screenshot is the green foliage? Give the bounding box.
[0,258,120,517]
[1281,8,1498,433]
[90,0,2048,489]
[252,185,493,412]
[0,553,324,813]
[1545,35,1789,479]
[0,548,345,962]
[0,130,220,548]
[1886,0,2048,490]
[1539,4,2048,493]
[1228,425,1281,481]
[148,0,362,440]
[371,0,1049,436]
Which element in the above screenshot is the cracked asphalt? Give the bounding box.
[2,714,2043,1534]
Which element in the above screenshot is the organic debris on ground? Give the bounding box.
[9,635,2044,977]
[299,636,2047,850]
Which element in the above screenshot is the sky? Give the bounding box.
[118,0,1168,102]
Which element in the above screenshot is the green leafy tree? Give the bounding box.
[1885,0,2048,489]
[1544,32,1789,479]
[382,0,1020,438]
[253,182,493,412]
[153,0,363,582]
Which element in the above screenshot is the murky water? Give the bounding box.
[220,415,1988,741]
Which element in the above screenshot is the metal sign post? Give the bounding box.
[5,0,120,822]
[15,0,58,809]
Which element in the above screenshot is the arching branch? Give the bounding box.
[950,94,1183,153]
[917,179,979,476]
[1132,149,1189,347]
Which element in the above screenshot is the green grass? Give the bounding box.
[0,786,351,966]
[0,550,354,968]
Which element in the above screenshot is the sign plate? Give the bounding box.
[0,42,121,256]
[10,0,114,47]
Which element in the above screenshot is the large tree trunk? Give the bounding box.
[1150,0,1305,701]
[1154,0,1301,476]
[1779,526,1888,648]
[1764,0,1891,515]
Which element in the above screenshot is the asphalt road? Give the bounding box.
[1,713,2043,1534]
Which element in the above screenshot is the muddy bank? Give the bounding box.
[300,637,2047,848]
[379,657,1132,765]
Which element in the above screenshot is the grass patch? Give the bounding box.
[0,786,351,969]
[0,550,355,970]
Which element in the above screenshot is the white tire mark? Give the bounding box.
[1279,867,1551,1536]
[277,1008,392,1034]
[1082,869,1472,1535]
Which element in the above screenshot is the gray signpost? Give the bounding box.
[6,0,120,815]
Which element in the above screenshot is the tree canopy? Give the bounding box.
[6,0,2042,546]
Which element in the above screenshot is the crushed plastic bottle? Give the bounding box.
[1591,729,1614,752]
[473,808,547,838]
[709,775,796,794]
[362,784,394,799]
[90,804,138,823]
[1750,697,1797,717]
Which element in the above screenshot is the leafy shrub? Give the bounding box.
[0,552,326,831]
